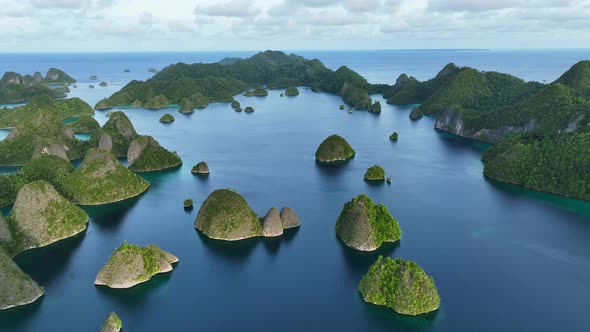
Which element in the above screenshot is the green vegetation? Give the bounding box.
[389,132,398,141]
[194,189,262,241]
[98,51,384,110]
[244,86,269,97]
[409,107,423,120]
[100,312,122,332]
[0,249,44,310]
[0,96,94,128]
[359,256,440,316]
[336,194,401,251]
[315,134,356,164]
[285,87,299,96]
[89,111,138,157]
[0,106,88,166]
[0,68,75,103]
[244,106,254,113]
[340,104,345,110]
[144,95,171,110]
[364,165,386,182]
[369,101,381,113]
[386,177,392,184]
[130,99,143,108]
[127,135,182,172]
[61,148,150,205]
[159,113,175,123]
[67,115,100,134]
[191,161,210,175]
[95,243,178,289]
[184,198,193,209]
[179,100,195,114]
[231,100,240,109]
[555,60,590,98]
[1,181,88,257]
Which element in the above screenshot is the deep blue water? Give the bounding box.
[1,50,590,331]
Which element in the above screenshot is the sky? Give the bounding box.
[0,0,589,51]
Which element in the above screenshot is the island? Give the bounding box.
[315,134,355,165]
[340,105,345,110]
[67,115,100,134]
[191,161,210,175]
[95,51,387,111]
[100,312,122,332]
[2,181,88,256]
[0,249,44,311]
[244,87,269,97]
[279,207,301,229]
[386,177,392,184]
[335,194,401,251]
[389,132,398,141]
[127,135,182,172]
[95,243,178,289]
[159,113,175,123]
[409,107,423,120]
[244,106,254,113]
[90,111,138,157]
[89,75,98,80]
[364,165,386,182]
[285,87,299,96]
[194,189,301,241]
[61,148,150,205]
[235,107,243,112]
[369,101,381,113]
[0,96,94,129]
[358,256,440,316]
[184,198,193,209]
[231,100,240,109]
[148,68,159,73]
[99,82,108,87]
[0,68,76,103]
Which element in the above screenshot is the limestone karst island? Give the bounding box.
[1,2,590,331]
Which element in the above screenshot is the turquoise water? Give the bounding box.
[1,50,590,331]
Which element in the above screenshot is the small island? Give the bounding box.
[235,107,243,112]
[61,148,150,205]
[127,135,182,172]
[148,68,159,73]
[0,249,44,311]
[369,101,381,113]
[340,105,345,110]
[409,107,423,120]
[389,132,398,141]
[315,134,356,165]
[335,194,401,251]
[100,312,122,332]
[364,165,386,182]
[231,100,241,109]
[194,189,301,241]
[95,243,178,289]
[99,82,108,87]
[358,256,441,316]
[67,115,100,134]
[191,161,210,175]
[5,181,89,256]
[285,87,300,96]
[244,87,268,97]
[184,198,193,209]
[244,106,254,113]
[0,68,75,103]
[159,113,175,123]
[386,177,392,184]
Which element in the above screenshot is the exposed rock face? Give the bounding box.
[435,109,539,143]
[336,194,401,252]
[0,214,12,246]
[100,312,122,332]
[95,243,178,289]
[127,135,182,172]
[358,256,441,316]
[0,250,44,311]
[409,107,423,120]
[61,148,150,205]
[33,72,43,83]
[315,134,356,164]
[91,111,138,157]
[279,207,301,229]
[262,207,283,237]
[191,161,209,175]
[98,132,113,151]
[194,189,262,241]
[10,181,89,255]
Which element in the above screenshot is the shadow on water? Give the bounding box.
[82,195,142,232]
[484,177,590,219]
[0,296,44,329]
[435,130,492,154]
[337,235,400,275]
[262,236,282,256]
[195,230,258,265]
[360,295,440,331]
[282,226,300,243]
[14,231,86,287]
[314,160,351,177]
[138,165,182,184]
[95,272,173,307]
